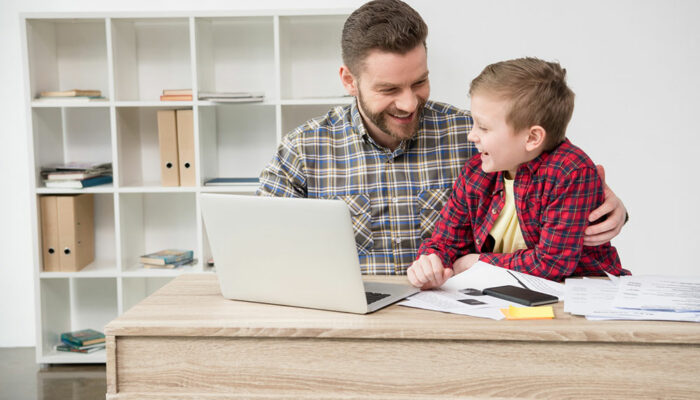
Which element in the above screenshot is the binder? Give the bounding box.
[56,194,95,272]
[40,196,60,271]
[176,109,196,186]
[156,110,180,186]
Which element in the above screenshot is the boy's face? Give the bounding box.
[468,93,531,178]
[340,45,430,148]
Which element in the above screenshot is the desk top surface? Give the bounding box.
[105,274,700,344]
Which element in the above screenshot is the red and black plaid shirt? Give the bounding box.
[418,139,629,281]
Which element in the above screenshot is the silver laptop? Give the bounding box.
[200,193,418,314]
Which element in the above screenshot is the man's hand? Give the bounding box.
[407,254,453,289]
[584,165,627,246]
[452,253,480,274]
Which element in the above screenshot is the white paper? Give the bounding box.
[613,275,700,312]
[441,261,564,299]
[563,278,617,315]
[398,261,562,319]
[563,276,700,322]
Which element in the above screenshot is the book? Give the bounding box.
[44,175,113,189]
[35,96,107,102]
[160,94,193,101]
[142,257,195,269]
[56,343,105,353]
[198,91,264,103]
[60,329,105,347]
[44,163,112,180]
[59,340,107,350]
[204,177,260,186]
[198,91,264,99]
[42,162,112,171]
[163,89,193,96]
[140,249,194,265]
[39,89,102,97]
[45,169,106,181]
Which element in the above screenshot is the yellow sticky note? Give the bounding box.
[500,305,554,320]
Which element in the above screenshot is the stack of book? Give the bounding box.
[160,89,192,101]
[198,91,264,103]
[140,249,194,269]
[56,328,105,354]
[36,89,106,102]
[203,177,260,186]
[41,162,113,189]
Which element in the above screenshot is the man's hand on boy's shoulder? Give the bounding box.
[584,165,628,246]
[407,254,454,289]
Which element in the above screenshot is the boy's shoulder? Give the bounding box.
[540,139,597,176]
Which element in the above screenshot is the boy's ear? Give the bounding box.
[526,125,546,151]
[339,65,359,96]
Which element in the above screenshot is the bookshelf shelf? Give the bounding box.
[31,101,111,108]
[36,185,116,194]
[22,9,351,365]
[200,185,259,193]
[114,101,195,107]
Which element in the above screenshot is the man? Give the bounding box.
[258,0,627,275]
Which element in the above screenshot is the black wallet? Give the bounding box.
[482,285,558,306]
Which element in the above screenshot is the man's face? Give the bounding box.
[468,93,531,178]
[348,45,430,147]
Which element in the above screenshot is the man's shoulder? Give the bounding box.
[424,100,472,119]
[285,104,353,142]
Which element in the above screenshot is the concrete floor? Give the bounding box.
[0,347,106,400]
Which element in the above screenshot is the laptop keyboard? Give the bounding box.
[365,291,391,305]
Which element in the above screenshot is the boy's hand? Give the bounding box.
[452,253,480,274]
[584,165,627,246]
[407,254,453,289]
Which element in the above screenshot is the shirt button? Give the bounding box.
[491,208,498,214]
[476,238,481,246]
[392,197,399,203]
[395,238,401,244]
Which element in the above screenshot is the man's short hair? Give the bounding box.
[469,57,575,151]
[342,0,428,75]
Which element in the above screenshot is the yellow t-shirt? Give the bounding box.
[489,176,527,253]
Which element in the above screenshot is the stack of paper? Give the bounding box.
[399,261,564,320]
[564,275,700,322]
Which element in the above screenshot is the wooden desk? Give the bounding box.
[105,274,700,399]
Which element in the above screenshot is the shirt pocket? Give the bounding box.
[417,188,452,240]
[333,194,374,255]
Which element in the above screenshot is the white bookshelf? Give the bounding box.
[21,10,352,364]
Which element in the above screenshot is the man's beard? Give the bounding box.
[357,90,425,143]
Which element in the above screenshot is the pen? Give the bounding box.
[507,270,531,290]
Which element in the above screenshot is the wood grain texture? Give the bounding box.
[106,335,117,394]
[112,336,699,399]
[105,275,700,399]
[105,274,700,344]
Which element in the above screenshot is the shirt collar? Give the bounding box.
[517,138,569,176]
[492,139,569,189]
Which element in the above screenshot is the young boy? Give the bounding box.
[408,57,630,289]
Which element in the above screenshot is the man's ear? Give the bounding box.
[526,125,546,151]
[339,65,358,97]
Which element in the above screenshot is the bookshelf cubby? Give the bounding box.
[22,9,351,364]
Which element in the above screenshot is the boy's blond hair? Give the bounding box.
[469,57,575,151]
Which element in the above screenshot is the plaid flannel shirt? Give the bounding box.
[258,100,474,275]
[418,139,629,281]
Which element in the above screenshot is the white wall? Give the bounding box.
[1,0,698,347]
